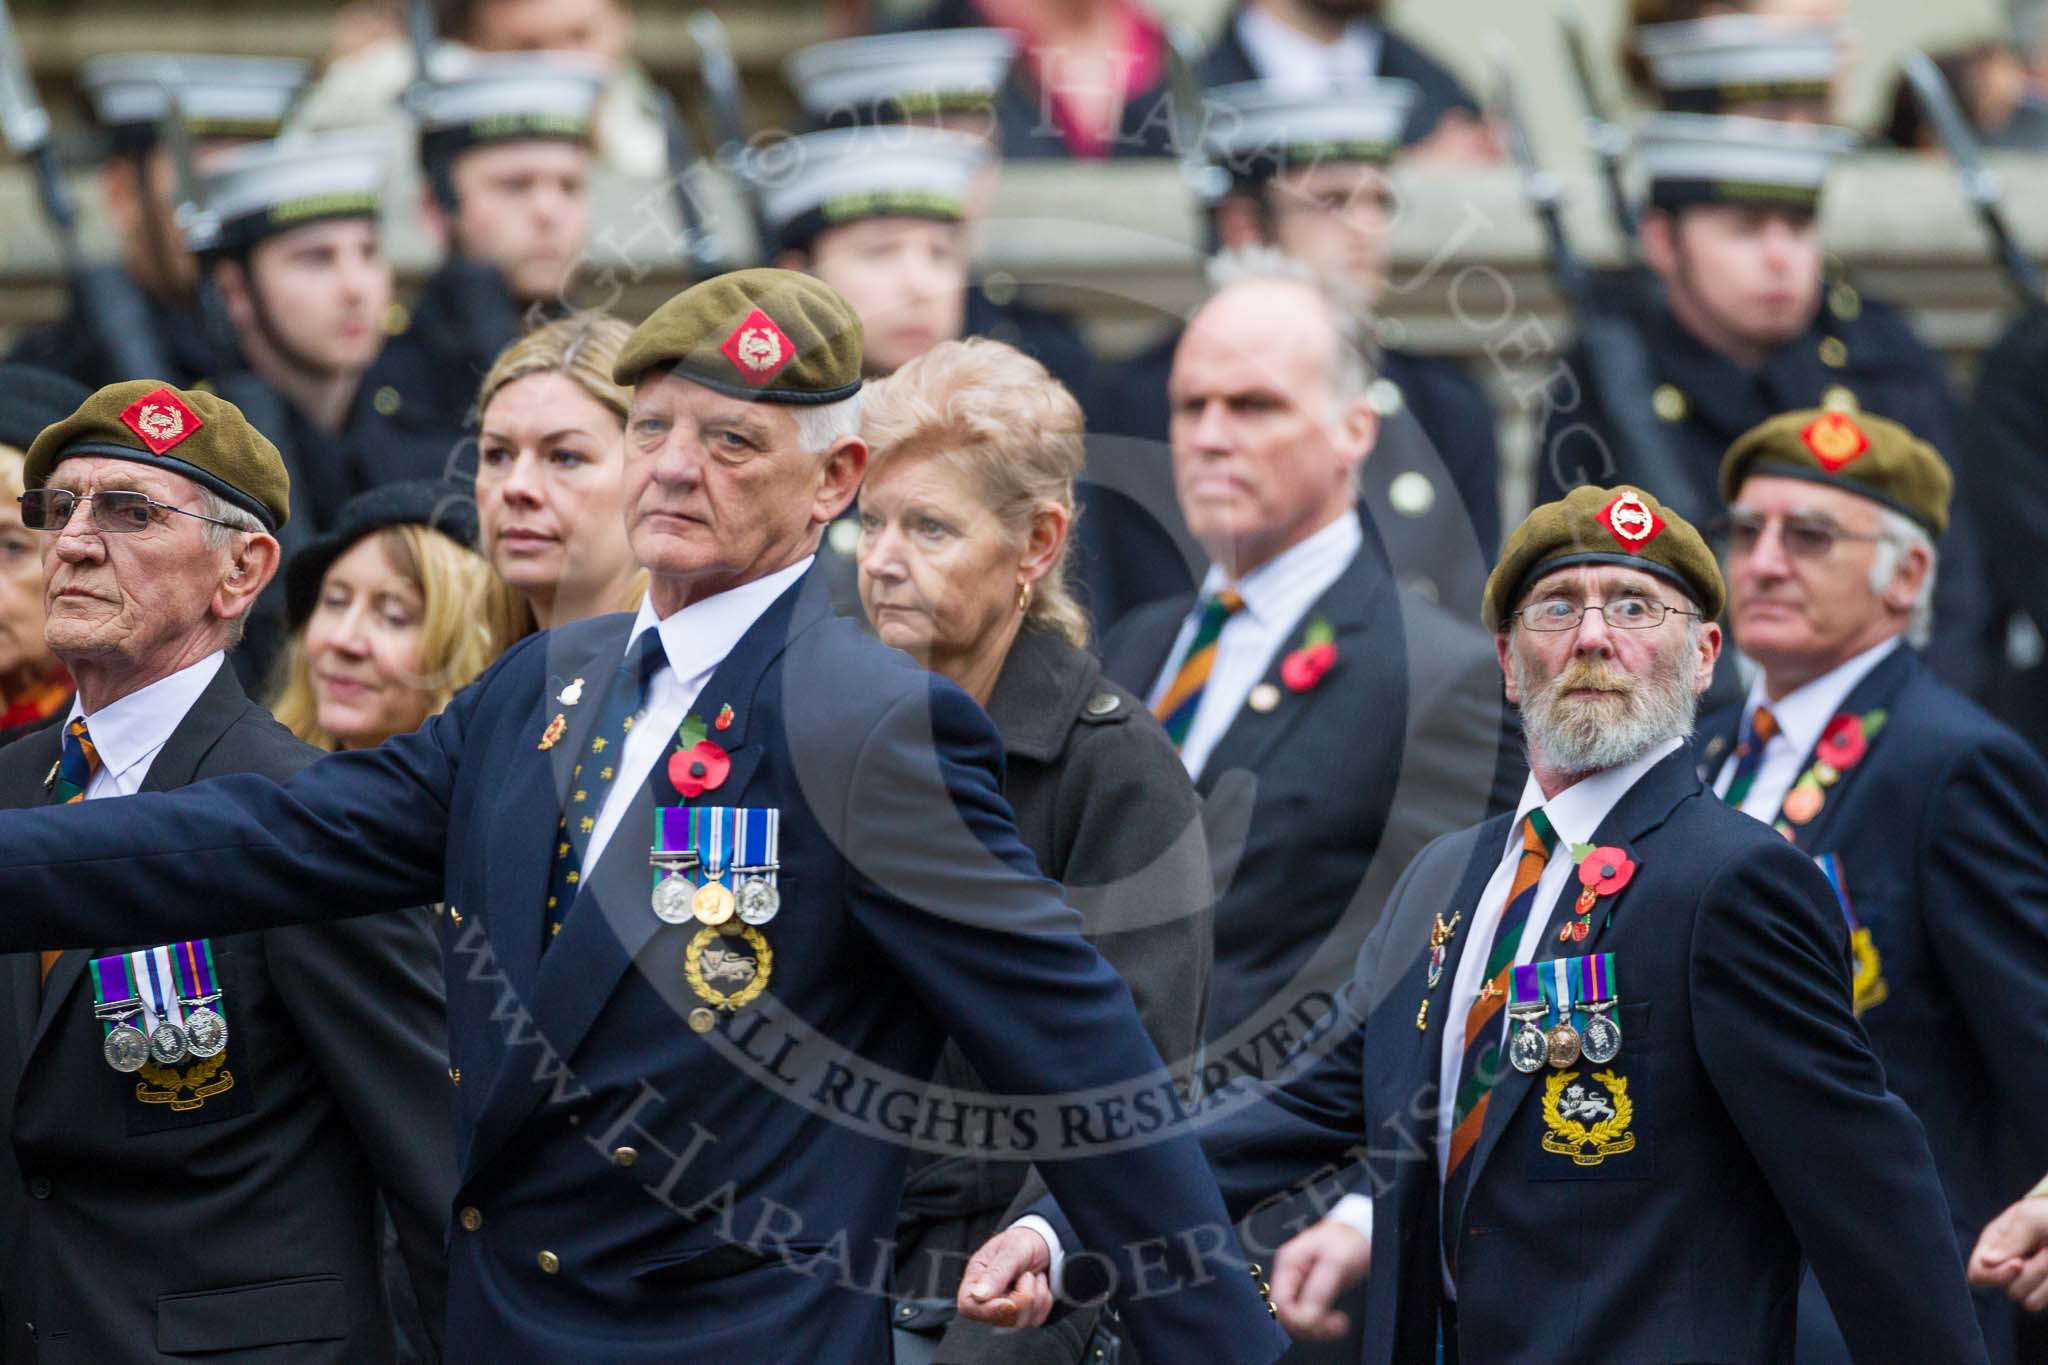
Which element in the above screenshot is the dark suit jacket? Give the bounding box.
[1173,747,1989,1364]
[0,570,1288,1365]
[1696,645,2048,1364]
[1102,541,1522,1052]
[1534,288,1999,700]
[1963,309,2048,753]
[0,664,452,1364]
[1197,12,1481,146]
[898,625,1213,1364]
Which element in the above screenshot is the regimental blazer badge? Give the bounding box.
[136,1051,235,1112]
[1541,1069,1637,1166]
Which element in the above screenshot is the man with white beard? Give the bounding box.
[962,483,1985,1364]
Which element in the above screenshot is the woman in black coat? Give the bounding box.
[856,337,1212,1365]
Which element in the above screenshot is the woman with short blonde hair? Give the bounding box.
[858,339,1209,1365]
[474,311,646,630]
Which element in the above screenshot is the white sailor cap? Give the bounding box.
[417,53,604,165]
[190,130,388,255]
[746,125,991,253]
[1634,15,1839,114]
[783,29,1019,127]
[1637,111,1859,213]
[80,53,309,150]
[1203,79,1418,183]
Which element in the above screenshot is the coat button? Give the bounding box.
[459,1206,483,1232]
[538,1250,560,1274]
[611,1146,639,1168]
[27,1176,50,1200]
[1084,692,1120,717]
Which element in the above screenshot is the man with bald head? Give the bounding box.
[1101,268,1519,1064]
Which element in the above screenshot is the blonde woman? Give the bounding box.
[272,480,525,751]
[856,338,1211,1365]
[473,311,645,630]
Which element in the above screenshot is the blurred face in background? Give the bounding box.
[223,218,392,377]
[1261,162,1395,310]
[799,219,968,377]
[448,142,593,304]
[0,450,58,692]
[1645,205,1823,363]
[465,0,632,66]
[303,533,433,749]
[476,371,637,625]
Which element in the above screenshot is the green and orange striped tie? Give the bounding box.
[1153,588,1244,749]
[1441,808,1556,1263]
[53,717,100,804]
[1720,706,1779,808]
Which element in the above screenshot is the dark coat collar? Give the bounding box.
[984,625,1103,766]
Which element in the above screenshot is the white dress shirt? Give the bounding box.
[1327,735,1684,1299]
[1232,7,1383,94]
[582,558,812,875]
[62,652,226,800]
[1147,513,1363,782]
[1712,637,1901,824]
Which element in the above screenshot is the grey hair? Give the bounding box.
[195,488,266,648]
[1201,247,1377,488]
[1869,507,1936,648]
[793,391,866,458]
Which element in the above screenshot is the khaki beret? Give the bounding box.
[1719,407,1950,536]
[613,268,864,403]
[23,380,289,531]
[1483,484,1725,630]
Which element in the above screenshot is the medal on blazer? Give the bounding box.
[691,806,736,925]
[131,947,190,1065]
[91,951,148,1072]
[1540,958,1581,1069]
[1506,963,1549,1074]
[90,942,238,1110]
[1575,953,1621,1064]
[174,940,228,1060]
[650,807,703,924]
[1427,911,1460,988]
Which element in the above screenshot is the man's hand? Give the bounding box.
[1969,1193,2048,1311]
[957,1225,1056,1329]
[1270,1218,1371,1340]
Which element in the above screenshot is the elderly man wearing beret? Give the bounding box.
[1696,408,2048,1365]
[0,380,453,1362]
[965,483,1987,1363]
[0,271,1290,1363]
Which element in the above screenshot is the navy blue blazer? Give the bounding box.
[1696,645,2048,1363]
[1138,747,1988,1364]
[0,568,1288,1365]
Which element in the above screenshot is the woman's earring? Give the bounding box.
[1017,582,1033,614]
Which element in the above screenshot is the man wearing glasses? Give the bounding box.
[0,380,453,1362]
[1697,408,2048,1365]
[964,481,1985,1364]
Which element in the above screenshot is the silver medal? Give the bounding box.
[652,874,697,925]
[147,1021,190,1066]
[184,1006,228,1059]
[103,1022,149,1073]
[736,877,780,925]
[1509,1020,1549,1074]
[1580,1010,1621,1064]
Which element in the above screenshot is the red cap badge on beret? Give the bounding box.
[118,387,203,455]
[1801,412,1869,472]
[719,309,795,387]
[1598,490,1664,554]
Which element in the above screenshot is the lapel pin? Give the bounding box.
[1247,683,1281,714]
[538,714,567,751]
[557,678,585,706]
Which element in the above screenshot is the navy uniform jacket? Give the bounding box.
[1172,747,1988,1364]
[1963,309,2048,754]
[0,568,1288,1365]
[0,664,452,1364]
[1094,328,1502,620]
[1197,12,1481,147]
[1102,544,1522,1051]
[1696,645,2048,1364]
[1534,288,1999,699]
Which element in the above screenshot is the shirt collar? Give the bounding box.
[1233,7,1382,91]
[626,556,814,680]
[1742,636,1902,760]
[1507,735,1685,856]
[65,652,226,785]
[1197,512,1363,628]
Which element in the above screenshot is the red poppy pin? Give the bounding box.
[1280,617,1338,693]
[666,711,730,797]
[715,703,735,731]
[1562,843,1637,942]
[1815,713,1869,770]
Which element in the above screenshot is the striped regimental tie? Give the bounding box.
[1152,588,1245,750]
[45,718,103,979]
[1440,808,1557,1264]
[1720,706,1779,808]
